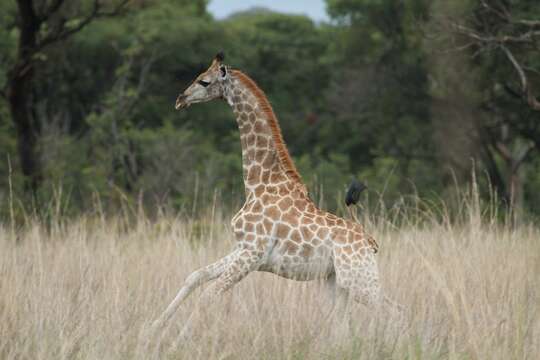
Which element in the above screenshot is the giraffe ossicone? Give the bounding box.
[154,52,392,332]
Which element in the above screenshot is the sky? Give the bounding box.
[207,0,330,22]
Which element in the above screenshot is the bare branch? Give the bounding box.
[38,0,130,49]
[500,45,540,111]
[495,0,512,19]
[479,0,540,29]
[39,0,99,48]
[46,0,66,14]
[513,143,534,171]
[514,19,540,28]
[38,0,66,22]
[480,0,509,22]
[503,83,522,99]
[433,41,476,55]
[494,141,512,162]
[438,4,540,113]
[450,22,540,45]
[523,66,540,77]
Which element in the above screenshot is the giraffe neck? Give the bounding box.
[224,70,306,197]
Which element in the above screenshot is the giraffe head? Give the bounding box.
[175,52,229,110]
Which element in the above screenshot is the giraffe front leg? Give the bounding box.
[205,248,262,297]
[176,247,263,340]
[149,250,237,335]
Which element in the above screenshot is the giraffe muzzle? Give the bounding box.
[175,94,190,110]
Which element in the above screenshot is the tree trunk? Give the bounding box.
[8,65,41,194]
[7,0,42,194]
[481,144,509,205]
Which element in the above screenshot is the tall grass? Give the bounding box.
[0,191,539,359]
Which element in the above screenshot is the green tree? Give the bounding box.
[429,0,540,212]
[1,0,129,196]
[324,0,439,201]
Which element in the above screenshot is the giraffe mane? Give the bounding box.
[231,70,305,189]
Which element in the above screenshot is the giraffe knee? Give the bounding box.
[184,268,210,288]
[350,283,382,307]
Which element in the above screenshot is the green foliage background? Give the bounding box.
[1,0,539,218]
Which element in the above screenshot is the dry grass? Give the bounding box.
[0,205,539,359]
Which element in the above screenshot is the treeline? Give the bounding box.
[0,0,539,217]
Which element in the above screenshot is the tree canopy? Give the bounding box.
[0,0,539,218]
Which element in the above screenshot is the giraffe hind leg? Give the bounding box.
[333,250,406,329]
[333,250,382,309]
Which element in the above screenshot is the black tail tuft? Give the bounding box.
[345,179,367,206]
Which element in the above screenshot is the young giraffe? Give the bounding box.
[153,52,391,330]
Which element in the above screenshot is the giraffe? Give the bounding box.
[152,52,395,332]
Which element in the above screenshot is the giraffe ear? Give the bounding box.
[219,65,227,78]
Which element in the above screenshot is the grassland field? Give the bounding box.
[0,199,539,359]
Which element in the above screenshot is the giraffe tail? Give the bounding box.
[345,179,367,207]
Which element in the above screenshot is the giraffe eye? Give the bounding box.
[198,80,210,87]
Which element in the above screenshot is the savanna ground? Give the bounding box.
[0,195,539,359]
